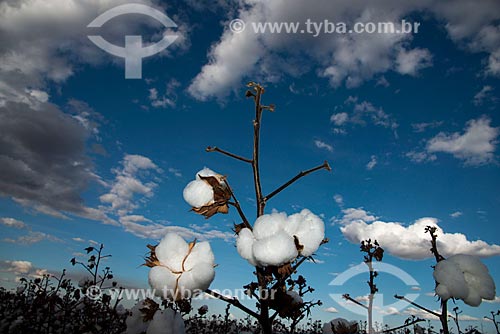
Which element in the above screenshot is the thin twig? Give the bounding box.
[206,146,252,164]
[263,161,331,202]
[343,293,368,310]
[394,294,441,318]
[381,318,425,333]
[270,257,308,292]
[205,288,260,319]
[224,181,252,230]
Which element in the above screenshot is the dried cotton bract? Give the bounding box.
[237,209,325,267]
[433,254,496,306]
[147,233,216,301]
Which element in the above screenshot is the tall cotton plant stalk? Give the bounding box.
[181,82,331,334]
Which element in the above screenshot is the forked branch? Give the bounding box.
[206,146,252,164]
[263,161,331,202]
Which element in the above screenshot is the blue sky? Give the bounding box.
[1,0,500,331]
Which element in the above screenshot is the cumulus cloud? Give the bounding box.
[188,0,500,100]
[333,208,378,225]
[315,140,333,152]
[426,116,498,165]
[323,307,339,313]
[340,211,500,260]
[0,260,51,282]
[333,194,344,207]
[4,231,62,245]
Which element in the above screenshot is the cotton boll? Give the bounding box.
[149,266,179,298]
[291,209,325,256]
[195,167,217,179]
[178,262,215,296]
[449,254,496,303]
[433,260,469,300]
[124,300,150,334]
[253,212,288,239]
[435,284,451,301]
[183,241,215,270]
[236,228,258,266]
[156,233,189,271]
[146,309,185,334]
[286,290,303,305]
[253,231,298,266]
[183,180,214,208]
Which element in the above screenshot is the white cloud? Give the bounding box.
[120,215,234,241]
[3,231,62,245]
[395,47,433,76]
[1,217,27,229]
[99,154,161,217]
[411,121,443,133]
[333,194,344,207]
[403,307,440,320]
[366,155,377,170]
[334,208,377,225]
[426,116,498,165]
[323,307,339,313]
[450,211,463,218]
[340,212,500,260]
[72,237,85,243]
[330,112,349,126]
[405,150,437,163]
[147,79,180,109]
[3,260,33,274]
[315,140,333,152]
[473,85,494,106]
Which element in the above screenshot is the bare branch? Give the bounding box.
[263,161,331,202]
[342,293,368,310]
[394,294,441,318]
[381,318,425,333]
[205,288,260,319]
[206,146,252,164]
[224,181,252,230]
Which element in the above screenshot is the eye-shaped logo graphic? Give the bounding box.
[329,262,420,325]
[87,4,178,79]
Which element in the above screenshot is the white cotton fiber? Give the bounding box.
[183,241,215,270]
[195,167,217,179]
[433,254,496,306]
[183,180,214,208]
[149,266,178,298]
[147,309,185,334]
[156,233,189,271]
[149,233,216,301]
[253,231,298,266]
[434,260,469,300]
[289,209,325,256]
[286,290,303,305]
[124,300,150,334]
[253,212,288,239]
[236,228,257,266]
[236,209,325,267]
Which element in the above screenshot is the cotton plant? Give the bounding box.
[124,299,185,334]
[146,82,331,334]
[395,226,497,334]
[433,254,495,306]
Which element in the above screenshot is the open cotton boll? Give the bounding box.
[183,180,214,208]
[124,300,150,334]
[253,230,298,266]
[156,233,189,270]
[322,318,358,334]
[183,241,215,269]
[146,309,185,334]
[236,228,258,266]
[286,290,303,305]
[253,212,288,239]
[434,260,469,300]
[149,266,179,298]
[178,262,215,294]
[288,209,325,256]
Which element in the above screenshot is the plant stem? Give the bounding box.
[263,161,331,202]
[394,295,441,318]
[382,318,425,333]
[206,146,252,164]
[205,289,260,319]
